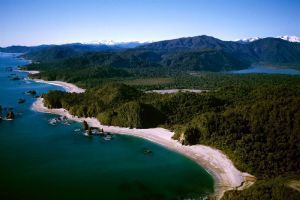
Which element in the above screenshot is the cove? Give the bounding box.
[0,53,214,200]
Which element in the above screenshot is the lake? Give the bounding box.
[0,53,214,200]
[230,67,300,75]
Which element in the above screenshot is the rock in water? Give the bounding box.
[6,111,15,120]
[25,90,37,96]
[83,120,89,131]
[18,98,26,104]
[143,148,153,155]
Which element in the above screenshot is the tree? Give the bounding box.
[184,127,200,145]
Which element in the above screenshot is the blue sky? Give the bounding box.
[1,0,299,46]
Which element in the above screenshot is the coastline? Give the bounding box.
[29,77,255,199]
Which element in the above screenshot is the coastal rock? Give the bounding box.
[83,120,89,131]
[18,98,26,104]
[6,111,15,120]
[10,76,21,80]
[25,90,37,96]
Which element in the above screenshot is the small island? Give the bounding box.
[25,90,37,96]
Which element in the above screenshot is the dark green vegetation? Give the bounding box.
[23,55,133,88]
[1,43,143,62]
[176,85,300,178]
[223,176,300,200]
[22,44,119,62]
[138,36,300,68]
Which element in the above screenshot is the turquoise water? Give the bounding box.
[230,67,300,75]
[0,53,214,200]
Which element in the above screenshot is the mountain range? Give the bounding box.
[134,35,300,70]
[1,35,300,71]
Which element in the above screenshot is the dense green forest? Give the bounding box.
[222,176,300,200]
[22,54,300,90]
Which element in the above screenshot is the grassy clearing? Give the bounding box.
[121,77,174,86]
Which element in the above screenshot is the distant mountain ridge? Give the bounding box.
[2,35,300,71]
[137,35,300,68]
[0,41,146,62]
[85,40,150,48]
[278,35,300,43]
[0,43,144,62]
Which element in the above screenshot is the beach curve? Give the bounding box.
[30,77,255,199]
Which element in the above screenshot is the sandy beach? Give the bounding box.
[33,79,85,93]
[16,69,40,74]
[31,79,255,199]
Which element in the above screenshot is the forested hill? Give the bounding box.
[138,35,300,68]
[0,45,34,53]
[22,44,120,62]
[0,43,138,62]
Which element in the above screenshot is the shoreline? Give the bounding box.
[17,69,86,93]
[29,77,256,199]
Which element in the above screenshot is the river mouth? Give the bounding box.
[0,53,214,199]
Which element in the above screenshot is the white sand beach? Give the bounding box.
[33,79,85,93]
[16,69,40,74]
